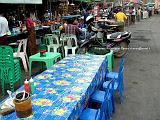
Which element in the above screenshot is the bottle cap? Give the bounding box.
[30,78,34,82]
[24,79,29,84]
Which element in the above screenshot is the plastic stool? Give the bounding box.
[29,52,61,76]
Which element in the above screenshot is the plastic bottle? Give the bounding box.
[24,79,30,93]
[29,78,35,94]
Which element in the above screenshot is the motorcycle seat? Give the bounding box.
[107,32,129,39]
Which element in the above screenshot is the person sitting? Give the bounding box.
[86,15,98,32]
[79,15,99,40]
[73,19,79,26]
[64,19,81,36]
[78,17,86,29]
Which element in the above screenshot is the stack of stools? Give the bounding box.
[0,46,22,96]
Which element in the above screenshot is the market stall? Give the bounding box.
[0,0,42,4]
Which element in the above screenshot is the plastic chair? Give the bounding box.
[0,46,22,96]
[106,57,124,82]
[52,30,61,36]
[103,67,124,104]
[44,34,62,52]
[79,81,112,120]
[8,42,19,52]
[89,80,114,120]
[29,52,61,76]
[13,39,28,72]
[63,34,78,57]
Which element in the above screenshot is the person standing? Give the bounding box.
[137,8,141,21]
[147,7,152,18]
[130,6,136,24]
[56,14,61,23]
[0,13,11,45]
[114,8,127,32]
[26,12,38,55]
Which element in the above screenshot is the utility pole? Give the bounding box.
[49,0,52,20]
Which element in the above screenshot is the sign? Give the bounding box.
[0,0,42,4]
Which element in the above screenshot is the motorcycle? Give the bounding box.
[77,30,131,58]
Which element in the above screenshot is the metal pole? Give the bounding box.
[49,0,52,20]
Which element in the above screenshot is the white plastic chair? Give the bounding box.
[62,34,78,57]
[13,39,28,72]
[44,34,62,52]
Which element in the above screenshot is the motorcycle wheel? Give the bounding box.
[114,42,128,58]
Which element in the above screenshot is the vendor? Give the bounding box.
[0,12,10,45]
[26,12,38,55]
[56,14,61,23]
[43,10,51,22]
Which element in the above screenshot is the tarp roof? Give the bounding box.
[74,0,92,2]
[0,0,42,4]
[62,15,81,20]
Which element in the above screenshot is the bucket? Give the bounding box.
[13,92,32,118]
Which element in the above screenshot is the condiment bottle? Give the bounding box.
[29,78,35,94]
[24,79,30,93]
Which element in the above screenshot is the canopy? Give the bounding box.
[0,0,42,4]
[74,0,92,2]
[62,15,81,20]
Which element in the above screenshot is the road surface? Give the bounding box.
[114,15,160,120]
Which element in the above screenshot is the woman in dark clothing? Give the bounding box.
[26,12,38,55]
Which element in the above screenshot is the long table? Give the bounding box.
[1,54,107,120]
[7,26,52,43]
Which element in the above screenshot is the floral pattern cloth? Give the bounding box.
[2,54,107,120]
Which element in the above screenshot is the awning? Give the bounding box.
[0,0,42,4]
[74,0,92,2]
[62,15,81,20]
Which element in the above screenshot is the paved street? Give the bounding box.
[113,15,160,120]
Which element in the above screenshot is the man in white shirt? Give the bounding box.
[0,13,10,45]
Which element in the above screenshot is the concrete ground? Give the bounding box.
[113,15,160,120]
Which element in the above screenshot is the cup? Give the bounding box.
[13,92,32,118]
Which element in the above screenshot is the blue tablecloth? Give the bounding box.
[1,54,107,120]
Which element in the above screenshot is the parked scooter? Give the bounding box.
[77,30,131,58]
[77,15,131,57]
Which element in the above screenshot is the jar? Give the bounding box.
[39,44,47,57]
[13,92,32,118]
